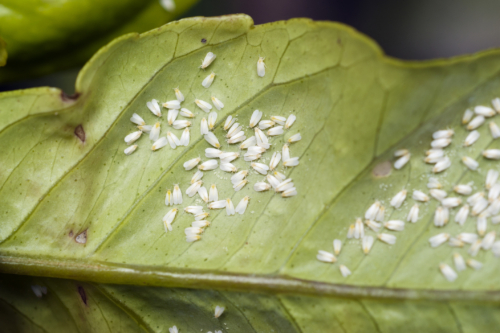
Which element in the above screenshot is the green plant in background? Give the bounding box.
[2,13,500,332]
[0,0,198,82]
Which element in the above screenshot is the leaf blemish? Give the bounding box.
[372,161,392,178]
[60,91,80,102]
[75,229,87,244]
[74,125,86,143]
[78,285,87,305]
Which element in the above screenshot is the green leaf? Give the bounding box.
[3,274,500,333]
[0,0,198,82]
[1,14,500,303]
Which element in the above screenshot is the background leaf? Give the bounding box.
[0,0,198,82]
[1,14,500,303]
[2,274,500,333]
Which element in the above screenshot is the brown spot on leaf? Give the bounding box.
[74,125,85,143]
[68,230,73,237]
[372,161,392,178]
[78,286,87,305]
[60,91,80,102]
[75,230,87,244]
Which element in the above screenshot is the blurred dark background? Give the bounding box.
[3,0,500,94]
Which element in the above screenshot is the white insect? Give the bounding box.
[477,214,487,236]
[163,208,178,232]
[377,233,396,245]
[204,132,221,148]
[254,182,271,192]
[491,121,500,139]
[173,185,182,205]
[492,97,500,112]
[453,253,466,272]
[166,131,181,149]
[432,129,454,139]
[284,157,299,167]
[354,218,364,239]
[130,113,145,126]
[186,181,203,198]
[125,131,142,145]
[469,239,482,256]
[235,196,250,215]
[365,201,381,220]
[462,109,474,124]
[124,145,138,155]
[209,184,218,202]
[194,212,209,221]
[268,126,284,136]
[282,187,297,198]
[179,128,190,146]
[184,206,204,215]
[173,87,184,102]
[390,190,407,208]
[200,52,216,69]
[208,200,227,209]
[462,156,478,170]
[439,263,457,282]
[211,96,224,110]
[205,148,222,158]
[394,153,410,169]
[429,233,450,247]
[207,112,218,131]
[165,190,173,206]
[167,109,179,126]
[269,152,281,170]
[362,236,374,254]
[231,170,248,184]
[463,130,480,146]
[333,239,342,255]
[180,108,194,118]
[228,132,246,144]
[173,120,191,130]
[454,205,469,225]
[288,133,302,144]
[276,179,294,193]
[152,137,168,151]
[257,56,266,77]
[285,114,296,129]
[251,162,269,175]
[137,124,152,133]
[198,186,209,203]
[195,99,212,113]
[433,156,451,173]
[214,305,225,318]
[233,180,248,191]
[441,197,461,208]
[149,122,161,141]
[483,149,500,159]
[407,204,419,223]
[365,219,381,232]
[226,199,235,216]
[162,100,181,109]
[192,170,205,184]
[185,234,201,243]
[467,259,483,270]
[220,152,240,163]
[412,190,429,202]
[482,231,496,250]
[198,160,218,171]
[147,99,162,117]
[486,170,499,189]
[467,192,485,205]
[457,232,478,244]
[427,177,442,189]
[202,72,216,88]
[384,220,405,231]
[31,285,47,298]
[220,162,238,173]
[267,174,281,189]
[434,206,449,227]
[282,144,290,161]
[316,250,337,263]
[474,105,495,117]
[467,115,485,130]
[168,326,178,333]
[224,115,236,131]
[249,110,263,128]
[339,265,351,277]
[192,220,210,228]
[184,157,201,171]
[453,184,472,195]
[160,0,176,12]
[255,128,270,149]
[431,138,451,149]
[271,116,286,125]
[227,123,242,138]
[471,198,489,216]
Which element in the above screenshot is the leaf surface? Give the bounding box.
[1,15,500,302]
[2,274,500,333]
[0,0,198,81]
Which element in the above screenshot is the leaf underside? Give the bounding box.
[1,14,500,308]
[2,274,500,333]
